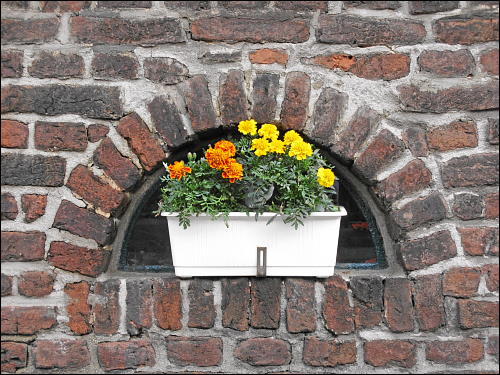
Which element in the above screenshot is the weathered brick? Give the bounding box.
[350,277,383,329]
[93,138,141,191]
[427,120,478,152]
[93,279,120,335]
[153,278,182,331]
[219,70,249,125]
[433,12,499,45]
[418,49,475,78]
[235,338,291,366]
[1,18,60,44]
[481,49,499,75]
[409,1,459,14]
[249,48,288,65]
[310,87,347,144]
[441,153,499,188]
[488,118,499,145]
[2,1,29,9]
[384,278,415,332]
[413,274,445,331]
[91,52,139,80]
[353,129,405,182]
[1,231,45,261]
[40,1,90,12]
[97,1,152,8]
[191,16,310,43]
[53,200,115,245]
[127,279,152,335]
[35,121,87,152]
[1,120,28,148]
[29,51,84,79]
[426,339,484,364]
[33,340,90,369]
[188,279,215,329]
[403,127,429,157]
[179,75,217,132]
[219,1,269,8]
[1,273,13,296]
[487,335,499,362]
[323,275,354,334]
[1,306,57,335]
[144,57,189,85]
[364,340,416,368]
[275,1,327,11]
[459,227,499,256]
[1,342,27,373]
[1,85,123,119]
[221,277,249,331]
[21,194,47,223]
[48,241,110,277]
[87,124,109,143]
[453,193,484,220]
[399,82,499,113]
[317,15,426,46]
[166,336,223,367]
[67,165,126,215]
[97,340,155,371]
[70,16,184,45]
[64,281,92,335]
[164,1,210,10]
[285,278,316,333]
[485,192,499,219]
[482,264,499,292]
[303,337,356,367]
[18,271,54,297]
[443,267,481,297]
[279,71,310,131]
[148,96,188,148]
[1,50,23,78]
[251,278,281,329]
[251,72,279,124]
[199,51,241,64]
[458,300,499,328]
[1,193,17,220]
[343,1,400,10]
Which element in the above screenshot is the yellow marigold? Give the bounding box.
[238,119,257,135]
[251,137,270,157]
[214,140,236,157]
[258,123,279,140]
[205,147,230,170]
[317,167,335,188]
[283,130,303,145]
[268,139,285,154]
[168,160,191,180]
[288,140,313,160]
[222,160,243,183]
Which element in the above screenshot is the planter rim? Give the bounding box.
[161,206,347,217]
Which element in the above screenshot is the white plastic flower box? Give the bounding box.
[161,207,347,278]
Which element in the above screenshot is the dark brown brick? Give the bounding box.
[427,120,478,151]
[459,226,499,256]
[53,200,115,246]
[1,18,60,44]
[310,87,347,144]
[219,70,249,125]
[409,1,459,14]
[303,337,356,367]
[317,15,426,46]
[384,278,415,332]
[87,124,109,142]
[35,121,87,152]
[221,277,249,331]
[434,12,499,45]
[249,48,288,65]
[48,241,110,277]
[343,1,401,9]
[485,192,499,219]
[64,281,92,335]
[364,340,416,368]
[199,51,241,64]
[350,277,383,329]
[1,193,18,220]
[1,50,23,78]
[93,279,120,335]
[148,95,188,148]
[323,275,354,334]
[1,120,28,149]
[443,267,481,297]
[458,300,499,328]
[441,153,499,188]
[481,49,499,75]
[483,264,499,293]
[418,49,475,77]
[127,279,153,335]
[280,72,310,131]
[1,306,57,335]
[219,1,269,8]
[166,336,222,367]
[188,279,215,329]
[403,127,429,157]
[0,307,16,334]
[70,16,184,45]
[285,278,316,333]
[426,339,484,364]
[235,338,291,366]
[97,340,155,371]
[251,72,279,124]
[275,1,327,11]
[91,52,139,80]
[40,1,90,12]
[251,278,281,329]
[1,273,13,296]
[29,51,84,79]
[144,57,189,85]
[93,138,141,191]
[153,278,182,331]
[97,1,152,8]
[413,274,445,331]
[191,16,310,43]
[1,231,45,261]
[180,75,217,132]
[1,342,27,373]
[488,118,499,145]
[2,1,29,9]
[487,335,499,362]
[453,193,484,220]
[33,340,90,369]
[18,271,54,297]
[21,194,47,223]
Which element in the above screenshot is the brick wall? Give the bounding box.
[1,1,498,373]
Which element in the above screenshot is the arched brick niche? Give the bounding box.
[1,1,499,374]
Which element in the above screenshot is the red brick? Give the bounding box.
[280,71,310,131]
[343,1,401,10]
[303,337,356,367]
[426,338,484,364]
[235,338,291,366]
[286,278,316,333]
[310,87,348,144]
[485,192,499,219]
[97,1,151,8]
[427,120,478,152]
[93,279,120,335]
[97,340,155,371]
[308,53,356,72]
[483,264,499,292]
[87,124,109,142]
[166,336,223,367]
[409,1,459,14]
[413,274,445,331]
[459,227,499,256]
[29,51,84,79]
[221,277,249,331]
[487,335,499,362]
[18,271,54,297]
[93,138,141,191]
[350,53,410,80]
[64,281,92,335]
[33,340,90,369]
[1,18,60,44]
[148,95,188,148]
[452,193,484,220]
[251,278,281,329]
[434,13,499,45]
[48,241,109,277]
[350,277,383,329]
[188,279,215,329]
[35,121,87,152]
[384,278,415,332]
[403,127,429,157]
[179,75,217,132]
[1,342,27,373]
[70,16,184,45]
[275,1,327,11]
[40,1,90,12]
[443,267,481,297]
[1,306,57,335]
[323,275,354,334]
[219,70,249,125]
[1,120,28,149]
[1,231,45,261]
[126,279,152,335]
[1,193,18,221]
[250,48,288,65]
[418,49,475,77]
[458,300,499,328]
[251,72,279,124]
[1,273,13,296]
[441,153,499,188]
[144,57,189,85]
[91,52,139,80]
[21,194,47,223]
[364,340,416,368]
[191,16,310,43]
[480,49,499,75]
[153,278,182,331]
[317,15,426,46]
[1,50,23,78]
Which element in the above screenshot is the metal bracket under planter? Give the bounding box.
[257,247,267,277]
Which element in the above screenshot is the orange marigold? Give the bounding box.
[205,147,231,170]
[222,160,243,183]
[214,140,236,157]
[168,160,191,180]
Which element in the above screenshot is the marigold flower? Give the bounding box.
[205,147,231,170]
[268,139,286,154]
[288,140,313,160]
[317,167,335,187]
[168,160,192,180]
[238,119,257,135]
[283,130,303,145]
[251,137,270,157]
[258,123,279,140]
[222,160,243,183]
[214,140,236,157]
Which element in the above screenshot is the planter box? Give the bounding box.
[162,207,347,278]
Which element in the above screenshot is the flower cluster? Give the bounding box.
[168,160,191,180]
[205,140,243,183]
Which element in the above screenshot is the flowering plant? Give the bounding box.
[157,120,340,229]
